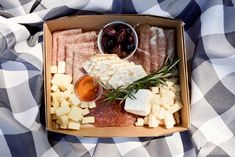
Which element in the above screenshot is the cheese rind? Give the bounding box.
[124,89,152,116]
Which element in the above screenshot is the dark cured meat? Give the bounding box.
[88,97,137,127]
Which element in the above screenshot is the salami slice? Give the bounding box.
[88,99,137,127]
[52,28,82,66]
[57,31,97,62]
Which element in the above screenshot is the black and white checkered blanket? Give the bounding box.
[1,0,235,156]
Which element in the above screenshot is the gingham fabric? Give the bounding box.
[0,0,235,156]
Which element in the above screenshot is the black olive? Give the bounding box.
[101,35,116,52]
[103,25,116,37]
[124,42,135,53]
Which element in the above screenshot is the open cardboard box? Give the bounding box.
[43,15,190,137]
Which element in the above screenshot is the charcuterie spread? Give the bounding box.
[49,21,183,131]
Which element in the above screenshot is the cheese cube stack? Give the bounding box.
[134,79,183,129]
[50,71,95,130]
[82,54,147,89]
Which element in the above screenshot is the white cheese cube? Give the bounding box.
[80,102,89,108]
[60,100,69,107]
[51,92,59,102]
[82,108,90,115]
[168,100,183,114]
[68,122,81,130]
[88,102,96,109]
[135,118,144,126]
[160,87,168,97]
[68,106,83,121]
[57,92,66,103]
[164,111,176,129]
[150,94,160,105]
[166,80,174,88]
[50,66,57,74]
[124,89,152,116]
[151,103,160,116]
[158,107,166,120]
[55,106,70,116]
[144,116,149,125]
[148,114,160,128]
[57,61,66,74]
[51,84,59,92]
[51,74,72,87]
[69,93,80,106]
[51,101,59,107]
[160,97,174,109]
[150,86,159,94]
[58,115,68,129]
[82,116,95,124]
[50,107,58,114]
[65,84,74,93]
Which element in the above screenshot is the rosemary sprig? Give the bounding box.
[100,58,180,103]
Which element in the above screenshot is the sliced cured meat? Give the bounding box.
[165,29,175,62]
[157,28,167,69]
[150,27,159,72]
[128,24,151,73]
[88,98,137,127]
[52,29,82,66]
[57,31,97,62]
[70,43,97,83]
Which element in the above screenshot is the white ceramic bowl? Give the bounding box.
[97,21,138,60]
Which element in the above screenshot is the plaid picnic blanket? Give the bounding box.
[0,0,235,156]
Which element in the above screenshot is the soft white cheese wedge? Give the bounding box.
[108,65,147,89]
[124,89,152,116]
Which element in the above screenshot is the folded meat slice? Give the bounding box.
[157,28,167,69]
[164,29,175,62]
[150,27,159,72]
[72,45,97,83]
[88,98,137,127]
[57,31,97,62]
[129,24,151,73]
[52,29,82,66]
